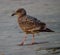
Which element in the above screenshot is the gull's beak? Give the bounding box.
[11,13,16,16]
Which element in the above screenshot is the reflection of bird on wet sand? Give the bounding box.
[11,8,54,45]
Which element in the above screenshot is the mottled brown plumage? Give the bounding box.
[11,8,54,45]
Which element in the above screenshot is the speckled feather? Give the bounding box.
[18,15,46,34]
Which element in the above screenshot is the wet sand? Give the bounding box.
[0,0,60,55]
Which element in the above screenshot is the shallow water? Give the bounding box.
[0,0,60,55]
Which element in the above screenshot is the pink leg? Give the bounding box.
[20,34,27,45]
[32,34,35,44]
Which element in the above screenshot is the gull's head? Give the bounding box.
[11,8,26,17]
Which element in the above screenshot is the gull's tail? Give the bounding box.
[40,28,54,32]
[39,22,54,32]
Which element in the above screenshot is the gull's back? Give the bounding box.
[18,15,46,34]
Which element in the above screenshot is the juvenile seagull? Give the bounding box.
[11,8,54,45]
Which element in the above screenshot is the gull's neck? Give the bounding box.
[18,15,27,20]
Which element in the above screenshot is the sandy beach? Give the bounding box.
[0,0,60,55]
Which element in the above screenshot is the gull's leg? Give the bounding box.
[32,34,35,44]
[20,34,27,45]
